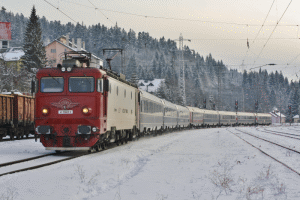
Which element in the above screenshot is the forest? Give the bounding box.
[0,7,298,120]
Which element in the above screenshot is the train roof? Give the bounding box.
[237,112,255,116]
[256,113,272,117]
[218,111,237,116]
[176,104,189,112]
[140,90,164,104]
[37,67,101,75]
[162,99,178,109]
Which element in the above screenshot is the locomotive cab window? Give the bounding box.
[97,79,103,93]
[41,77,64,93]
[69,77,94,93]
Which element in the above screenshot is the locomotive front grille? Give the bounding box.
[63,136,72,147]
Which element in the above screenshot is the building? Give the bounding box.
[269,110,286,124]
[45,35,103,68]
[0,47,24,70]
[293,115,299,123]
[138,79,165,93]
[0,22,11,52]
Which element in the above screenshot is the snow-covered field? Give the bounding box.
[1,126,300,200]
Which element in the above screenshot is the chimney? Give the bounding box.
[45,38,50,46]
[82,41,85,50]
[77,38,81,51]
[72,38,75,48]
[66,34,69,46]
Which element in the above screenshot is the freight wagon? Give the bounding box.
[0,93,35,140]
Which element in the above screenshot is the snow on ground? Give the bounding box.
[1,127,300,200]
[0,139,54,164]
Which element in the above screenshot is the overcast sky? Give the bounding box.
[2,0,300,81]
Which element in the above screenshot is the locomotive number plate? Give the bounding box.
[58,110,73,114]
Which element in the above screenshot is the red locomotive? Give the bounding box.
[34,51,139,152]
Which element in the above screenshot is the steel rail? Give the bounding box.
[228,128,300,176]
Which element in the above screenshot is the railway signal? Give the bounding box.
[255,100,258,111]
[235,100,238,111]
[203,98,206,109]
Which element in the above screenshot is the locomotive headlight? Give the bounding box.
[92,127,97,132]
[61,67,66,72]
[42,108,49,114]
[82,108,89,114]
[67,67,72,72]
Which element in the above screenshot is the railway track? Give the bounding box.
[0,136,36,143]
[228,128,300,176]
[0,141,123,177]
[255,128,300,140]
[0,151,90,177]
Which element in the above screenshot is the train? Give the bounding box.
[0,93,35,140]
[33,51,271,152]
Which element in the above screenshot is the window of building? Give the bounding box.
[51,49,56,53]
[2,41,8,48]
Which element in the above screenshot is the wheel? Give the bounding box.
[101,143,107,150]
[96,145,101,152]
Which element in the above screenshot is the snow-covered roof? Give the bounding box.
[1,91,23,95]
[47,36,102,61]
[138,79,164,93]
[269,111,286,118]
[0,47,24,61]
[293,115,299,119]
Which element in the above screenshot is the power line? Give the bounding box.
[43,0,77,23]
[251,0,293,68]
[240,0,276,68]
[87,0,114,25]
[190,37,299,41]
[60,0,299,27]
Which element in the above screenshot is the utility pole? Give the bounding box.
[178,33,191,106]
[218,66,222,110]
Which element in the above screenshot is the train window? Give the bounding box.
[97,79,103,93]
[141,101,144,112]
[145,101,148,113]
[41,77,64,93]
[69,77,94,93]
[117,86,118,96]
[124,89,126,98]
[131,91,133,100]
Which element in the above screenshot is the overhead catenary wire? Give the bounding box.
[59,0,299,27]
[251,0,293,68]
[240,0,276,69]
[87,0,115,25]
[43,0,300,74]
[43,0,77,23]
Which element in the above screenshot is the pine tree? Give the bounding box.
[22,6,46,70]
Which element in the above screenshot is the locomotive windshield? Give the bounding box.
[40,77,64,93]
[69,77,95,93]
